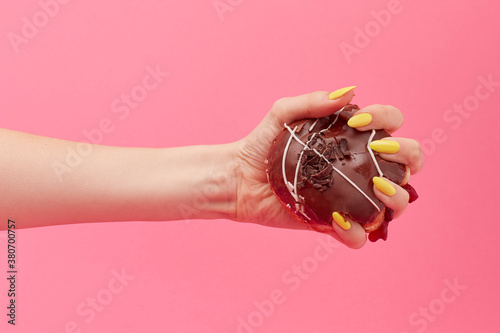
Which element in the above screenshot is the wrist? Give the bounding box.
[185,142,239,221]
[154,142,240,222]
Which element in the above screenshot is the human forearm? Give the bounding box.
[0,128,238,229]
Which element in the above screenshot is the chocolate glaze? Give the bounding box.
[266,105,408,242]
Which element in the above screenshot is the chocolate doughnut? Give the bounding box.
[266,104,417,242]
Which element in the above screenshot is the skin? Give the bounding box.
[0,90,423,249]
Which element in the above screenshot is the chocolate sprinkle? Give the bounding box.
[266,104,411,243]
[298,134,352,192]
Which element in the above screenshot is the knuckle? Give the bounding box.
[391,188,409,218]
[407,140,424,170]
[385,105,403,129]
[271,97,289,119]
[368,104,384,115]
[272,97,287,110]
[304,94,318,117]
[381,106,393,126]
[395,109,404,127]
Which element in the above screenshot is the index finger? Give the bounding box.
[347,104,404,134]
[270,89,355,129]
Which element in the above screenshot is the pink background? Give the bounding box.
[1,0,499,332]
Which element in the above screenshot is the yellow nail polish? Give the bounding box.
[328,86,356,100]
[373,177,396,196]
[332,212,351,231]
[347,113,372,128]
[369,140,400,154]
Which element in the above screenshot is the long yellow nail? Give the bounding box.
[369,140,400,154]
[373,177,396,196]
[332,212,351,231]
[329,86,356,100]
[348,113,372,128]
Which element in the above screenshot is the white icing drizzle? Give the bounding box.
[308,119,319,132]
[312,148,380,212]
[293,132,317,195]
[286,181,298,201]
[367,129,384,177]
[283,123,381,212]
[320,113,340,133]
[282,125,299,202]
[297,112,341,194]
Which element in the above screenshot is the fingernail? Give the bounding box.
[332,212,351,231]
[348,113,372,128]
[369,140,400,153]
[373,177,396,196]
[329,86,356,100]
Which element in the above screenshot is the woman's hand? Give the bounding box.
[0,88,422,243]
[232,88,423,248]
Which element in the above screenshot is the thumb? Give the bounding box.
[270,87,356,127]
